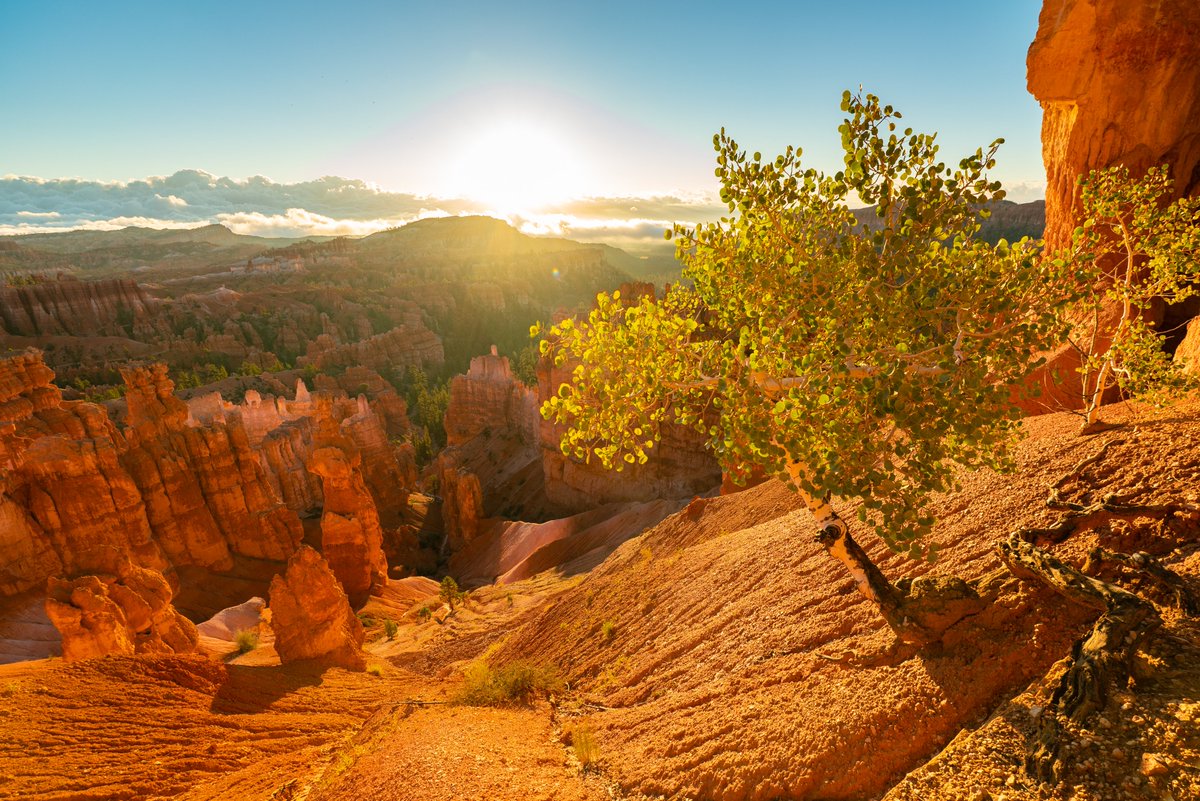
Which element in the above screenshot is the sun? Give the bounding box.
[447,119,589,213]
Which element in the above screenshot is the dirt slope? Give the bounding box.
[496,400,1200,800]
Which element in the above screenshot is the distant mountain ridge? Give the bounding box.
[0,223,327,253]
[851,199,1045,244]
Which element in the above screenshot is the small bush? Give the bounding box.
[439,576,467,610]
[234,630,258,654]
[383,619,399,640]
[366,663,384,677]
[416,605,432,622]
[571,725,600,768]
[454,661,564,707]
[600,620,616,643]
[357,613,377,628]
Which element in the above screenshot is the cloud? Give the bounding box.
[0,168,1044,248]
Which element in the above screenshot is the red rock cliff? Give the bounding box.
[1028,0,1200,249]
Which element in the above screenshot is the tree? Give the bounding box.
[1061,164,1200,432]
[539,91,1078,644]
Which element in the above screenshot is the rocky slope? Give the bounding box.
[497,400,1200,800]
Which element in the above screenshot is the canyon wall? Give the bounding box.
[0,349,414,603]
[1028,0,1200,250]
[0,276,164,338]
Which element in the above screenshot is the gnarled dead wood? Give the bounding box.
[1084,546,1199,615]
[1050,438,1125,490]
[1023,493,1197,546]
[997,535,1162,783]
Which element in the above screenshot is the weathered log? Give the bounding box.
[1084,546,1199,615]
[998,535,1162,782]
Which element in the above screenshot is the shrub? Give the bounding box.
[600,620,616,643]
[454,661,564,707]
[571,725,600,768]
[439,576,467,610]
[383,619,399,640]
[366,663,384,677]
[234,629,258,654]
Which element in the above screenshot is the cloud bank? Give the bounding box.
[0,169,1044,248]
[0,170,726,250]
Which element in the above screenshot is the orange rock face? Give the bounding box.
[268,545,366,670]
[439,465,484,552]
[0,276,163,338]
[307,418,389,607]
[120,364,303,564]
[1176,318,1200,373]
[444,350,537,447]
[299,324,444,373]
[0,351,167,594]
[1028,0,1200,250]
[44,561,199,662]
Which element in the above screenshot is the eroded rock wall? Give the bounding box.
[1028,0,1200,250]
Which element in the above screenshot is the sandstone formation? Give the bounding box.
[444,348,537,447]
[1028,0,1200,250]
[44,561,199,662]
[0,276,163,338]
[268,545,366,670]
[299,324,444,373]
[1176,317,1200,374]
[308,439,389,607]
[435,348,553,536]
[120,363,303,564]
[439,465,484,552]
[1,350,414,605]
[0,350,167,594]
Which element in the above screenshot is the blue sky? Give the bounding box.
[0,0,1046,239]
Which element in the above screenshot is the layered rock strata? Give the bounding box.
[1,350,410,603]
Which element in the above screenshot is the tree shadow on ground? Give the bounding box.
[210,662,326,714]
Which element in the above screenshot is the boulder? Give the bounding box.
[45,562,199,662]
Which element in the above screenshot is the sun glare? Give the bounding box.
[447,119,589,213]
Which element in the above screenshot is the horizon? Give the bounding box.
[1,0,1047,247]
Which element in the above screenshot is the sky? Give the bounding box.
[0,0,1047,245]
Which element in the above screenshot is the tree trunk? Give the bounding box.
[785,461,988,646]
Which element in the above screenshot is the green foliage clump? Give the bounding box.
[1064,164,1200,427]
[600,620,616,643]
[383,619,399,640]
[439,576,468,610]
[540,90,1078,557]
[416,605,433,622]
[453,661,564,707]
[234,629,258,654]
[395,366,451,464]
[366,663,385,677]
